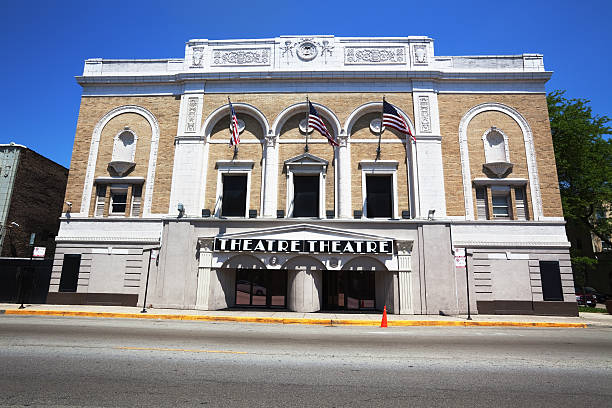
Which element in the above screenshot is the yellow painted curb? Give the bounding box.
[1,309,588,328]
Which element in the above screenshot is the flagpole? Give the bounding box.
[304,96,309,153]
[376,96,385,160]
[228,96,238,157]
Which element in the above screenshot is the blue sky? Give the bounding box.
[1,0,610,168]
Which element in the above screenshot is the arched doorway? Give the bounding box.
[221,255,287,309]
[323,257,388,311]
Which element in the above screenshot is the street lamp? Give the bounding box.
[141,246,161,313]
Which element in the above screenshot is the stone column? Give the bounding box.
[195,238,214,310]
[396,240,414,314]
[336,134,351,218]
[261,134,278,218]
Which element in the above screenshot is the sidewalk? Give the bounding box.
[2,303,611,328]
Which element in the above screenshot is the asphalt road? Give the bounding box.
[1,315,611,407]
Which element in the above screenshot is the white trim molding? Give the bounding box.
[80,105,160,217]
[273,102,342,138]
[201,102,270,141]
[214,160,255,218]
[284,153,329,219]
[458,103,542,221]
[358,160,399,219]
[344,101,416,137]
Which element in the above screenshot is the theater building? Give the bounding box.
[49,36,576,316]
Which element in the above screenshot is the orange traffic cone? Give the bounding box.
[381,305,388,328]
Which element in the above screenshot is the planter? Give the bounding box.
[606,300,612,314]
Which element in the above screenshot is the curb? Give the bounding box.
[0,309,588,328]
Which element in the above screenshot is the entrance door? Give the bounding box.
[323,270,376,311]
[235,269,287,308]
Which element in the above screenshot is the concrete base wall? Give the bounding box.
[49,218,575,316]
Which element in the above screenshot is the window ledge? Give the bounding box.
[359,160,398,171]
[215,160,254,171]
[95,176,145,184]
[473,177,527,186]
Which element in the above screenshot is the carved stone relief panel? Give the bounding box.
[185,97,198,133]
[418,96,432,133]
[191,47,204,67]
[412,44,428,64]
[344,47,406,65]
[212,48,271,66]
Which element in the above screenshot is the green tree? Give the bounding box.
[548,90,612,247]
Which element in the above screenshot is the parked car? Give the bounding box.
[575,287,597,307]
[583,287,608,304]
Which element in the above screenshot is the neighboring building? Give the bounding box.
[50,36,576,315]
[565,208,612,295]
[0,143,69,303]
[0,143,68,258]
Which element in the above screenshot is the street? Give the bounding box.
[1,315,611,407]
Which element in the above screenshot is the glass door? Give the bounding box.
[323,270,375,311]
[235,269,287,308]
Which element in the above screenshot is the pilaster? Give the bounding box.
[336,134,351,218]
[396,240,413,314]
[196,238,214,310]
[262,135,278,217]
[412,81,446,218]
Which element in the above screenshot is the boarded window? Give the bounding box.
[515,187,528,220]
[59,254,81,292]
[540,261,563,301]
[366,175,392,218]
[131,184,142,217]
[476,187,487,220]
[95,185,106,217]
[221,174,247,217]
[293,175,319,217]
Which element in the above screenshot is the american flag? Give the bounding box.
[309,101,339,147]
[382,100,415,142]
[228,99,240,147]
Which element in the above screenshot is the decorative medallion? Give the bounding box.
[369,118,384,134]
[296,39,318,61]
[299,119,313,134]
[229,119,246,133]
[344,47,405,65]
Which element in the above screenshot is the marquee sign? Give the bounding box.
[214,238,393,254]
